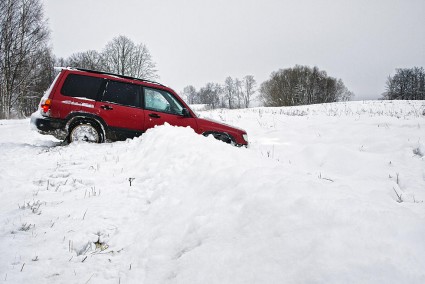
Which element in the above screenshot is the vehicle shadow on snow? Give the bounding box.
[32,139,65,148]
[0,140,64,151]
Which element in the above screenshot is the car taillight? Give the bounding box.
[41,99,51,113]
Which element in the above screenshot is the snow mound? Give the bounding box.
[1,100,425,283]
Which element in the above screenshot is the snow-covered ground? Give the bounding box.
[1,100,424,283]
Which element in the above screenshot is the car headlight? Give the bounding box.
[242,134,248,142]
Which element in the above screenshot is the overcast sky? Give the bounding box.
[42,0,424,100]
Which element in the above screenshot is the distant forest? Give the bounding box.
[0,0,423,118]
[383,67,425,100]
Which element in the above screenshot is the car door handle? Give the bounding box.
[101,105,113,110]
[149,113,161,118]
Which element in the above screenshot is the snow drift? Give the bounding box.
[1,100,425,283]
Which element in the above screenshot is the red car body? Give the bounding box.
[31,68,248,146]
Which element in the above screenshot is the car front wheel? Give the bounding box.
[203,131,234,145]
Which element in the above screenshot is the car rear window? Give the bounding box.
[61,74,103,100]
[61,74,104,100]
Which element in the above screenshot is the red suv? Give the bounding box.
[31,68,248,146]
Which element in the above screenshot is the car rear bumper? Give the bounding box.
[30,112,67,139]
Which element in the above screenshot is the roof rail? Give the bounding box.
[69,67,166,87]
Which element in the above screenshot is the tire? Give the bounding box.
[203,132,234,145]
[67,120,104,143]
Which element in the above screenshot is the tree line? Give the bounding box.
[57,35,158,81]
[383,67,425,100]
[0,0,158,119]
[1,0,423,119]
[182,65,354,109]
[0,0,54,119]
[182,75,256,109]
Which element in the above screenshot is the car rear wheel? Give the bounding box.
[68,120,103,143]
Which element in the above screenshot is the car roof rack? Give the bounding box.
[69,67,166,88]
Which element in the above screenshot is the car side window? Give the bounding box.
[102,80,140,108]
[144,87,184,115]
[61,74,104,100]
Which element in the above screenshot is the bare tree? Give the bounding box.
[66,50,103,70]
[18,47,55,116]
[224,76,236,109]
[0,0,50,118]
[242,75,256,108]
[199,83,221,109]
[129,43,158,79]
[234,78,243,108]
[102,35,133,75]
[102,35,158,80]
[182,85,198,104]
[336,79,353,102]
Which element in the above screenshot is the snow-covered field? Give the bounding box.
[1,100,425,283]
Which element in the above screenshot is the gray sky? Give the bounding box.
[42,0,425,100]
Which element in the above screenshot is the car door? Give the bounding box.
[143,87,198,131]
[95,80,145,138]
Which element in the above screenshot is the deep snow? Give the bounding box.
[1,100,425,283]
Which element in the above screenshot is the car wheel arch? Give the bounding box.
[202,131,236,145]
[65,113,107,143]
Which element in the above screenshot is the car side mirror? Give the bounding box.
[182,108,191,117]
